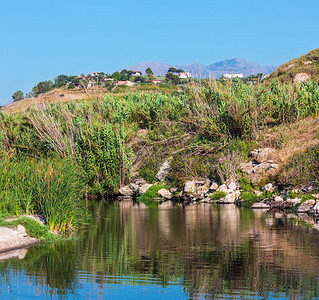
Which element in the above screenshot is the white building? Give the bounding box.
[90,72,101,77]
[178,72,192,79]
[131,71,142,76]
[223,73,244,79]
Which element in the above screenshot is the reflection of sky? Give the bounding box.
[1,272,186,299]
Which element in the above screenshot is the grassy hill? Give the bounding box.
[266,48,319,83]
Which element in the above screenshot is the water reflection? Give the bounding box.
[1,202,319,299]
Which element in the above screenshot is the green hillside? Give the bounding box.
[267,48,319,83]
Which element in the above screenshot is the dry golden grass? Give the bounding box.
[258,116,319,165]
[2,87,107,114]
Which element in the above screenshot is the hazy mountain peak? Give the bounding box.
[128,58,276,78]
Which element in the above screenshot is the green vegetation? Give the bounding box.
[2,75,319,234]
[279,144,319,189]
[0,156,86,234]
[238,192,259,208]
[136,184,166,205]
[209,191,226,200]
[12,90,24,102]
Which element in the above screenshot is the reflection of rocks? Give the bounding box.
[252,202,270,209]
[0,248,28,260]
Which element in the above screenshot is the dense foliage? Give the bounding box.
[1,79,319,232]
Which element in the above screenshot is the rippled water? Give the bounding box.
[1,202,319,299]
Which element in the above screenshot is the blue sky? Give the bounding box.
[0,0,318,105]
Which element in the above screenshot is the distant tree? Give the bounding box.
[111,71,122,81]
[12,90,24,102]
[32,80,54,97]
[145,67,154,76]
[54,75,70,87]
[168,67,177,73]
[176,69,184,73]
[165,72,180,84]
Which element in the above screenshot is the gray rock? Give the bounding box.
[264,183,273,192]
[156,160,170,182]
[297,199,316,213]
[158,188,172,200]
[199,198,213,203]
[184,179,210,197]
[119,186,134,196]
[251,202,270,209]
[227,181,237,191]
[217,184,228,192]
[184,181,195,194]
[216,192,237,204]
[209,182,219,191]
[274,196,284,204]
[129,183,139,192]
[138,183,153,196]
[250,148,274,163]
[286,198,301,205]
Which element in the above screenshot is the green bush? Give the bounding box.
[209,191,226,200]
[238,192,259,208]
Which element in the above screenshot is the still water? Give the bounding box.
[1,202,319,299]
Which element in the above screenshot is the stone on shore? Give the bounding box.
[297,199,316,213]
[138,183,153,196]
[119,185,135,196]
[158,188,172,200]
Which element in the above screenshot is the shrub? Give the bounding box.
[238,192,259,208]
[209,191,226,200]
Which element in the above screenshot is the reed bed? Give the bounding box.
[0,80,319,232]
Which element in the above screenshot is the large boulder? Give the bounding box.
[158,188,172,200]
[119,185,135,196]
[138,183,153,196]
[297,199,316,213]
[156,160,170,182]
[216,192,238,204]
[184,179,210,197]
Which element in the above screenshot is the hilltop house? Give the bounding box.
[116,80,135,87]
[131,71,142,76]
[178,72,192,79]
[223,73,244,79]
[90,72,101,77]
[151,80,162,84]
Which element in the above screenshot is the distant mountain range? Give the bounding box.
[128,58,276,78]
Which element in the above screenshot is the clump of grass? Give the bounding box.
[238,176,254,192]
[0,155,87,234]
[238,192,259,208]
[208,191,226,200]
[137,184,166,204]
[278,144,319,188]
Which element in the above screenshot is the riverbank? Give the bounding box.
[1,80,319,234]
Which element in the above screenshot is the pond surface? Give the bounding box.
[1,202,319,299]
